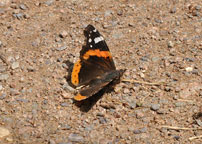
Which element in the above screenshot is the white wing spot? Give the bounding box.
[89,34,91,37]
[90,45,93,48]
[93,29,97,32]
[88,38,92,43]
[94,36,104,44]
[90,31,92,33]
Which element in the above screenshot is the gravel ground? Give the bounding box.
[0,0,201,143]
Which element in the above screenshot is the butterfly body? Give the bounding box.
[71,25,124,101]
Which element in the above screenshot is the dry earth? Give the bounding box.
[0,0,202,143]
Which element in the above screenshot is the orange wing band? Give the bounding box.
[74,94,87,101]
[71,60,81,86]
[83,50,112,60]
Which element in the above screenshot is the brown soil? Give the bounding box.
[0,0,201,143]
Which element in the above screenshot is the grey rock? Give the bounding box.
[0,93,6,100]
[19,4,27,10]
[0,40,2,47]
[45,0,55,6]
[170,7,176,13]
[61,124,71,130]
[60,102,68,107]
[59,30,68,38]
[128,101,136,109]
[0,74,9,80]
[13,13,24,19]
[62,83,74,92]
[168,41,174,48]
[11,62,19,69]
[57,45,67,51]
[68,133,84,142]
[175,102,185,107]
[195,5,201,10]
[16,98,29,103]
[151,104,160,111]
[0,65,6,72]
[105,10,112,17]
[196,119,202,126]
[0,85,2,90]
[133,127,147,134]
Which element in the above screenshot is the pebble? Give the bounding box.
[11,62,19,69]
[19,4,27,10]
[185,67,193,72]
[0,93,6,100]
[45,0,55,6]
[59,30,68,38]
[0,40,2,47]
[61,124,71,130]
[56,45,67,51]
[60,102,68,107]
[173,135,180,140]
[151,104,160,111]
[133,127,147,134]
[170,7,176,13]
[0,65,6,72]
[123,88,130,94]
[13,13,24,20]
[0,74,9,80]
[68,133,84,142]
[0,127,10,138]
[175,102,185,107]
[168,41,174,48]
[104,10,112,17]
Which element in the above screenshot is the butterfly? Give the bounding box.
[71,24,124,101]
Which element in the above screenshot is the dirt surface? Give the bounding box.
[0,0,202,143]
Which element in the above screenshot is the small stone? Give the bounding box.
[27,66,35,72]
[68,133,84,142]
[105,10,112,17]
[151,104,160,111]
[11,62,19,69]
[195,5,201,10]
[133,127,147,134]
[0,65,6,72]
[62,91,72,99]
[59,30,68,38]
[60,102,68,107]
[195,118,202,126]
[0,84,2,90]
[0,74,9,80]
[175,102,185,107]
[185,67,193,72]
[128,101,136,109]
[13,13,24,20]
[45,0,55,6]
[0,127,10,138]
[19,4,27,10]
[61,124,71,130]
[170,7,176,13]
[117,10,123,16]
[123,88,130,94]
[173,135,180,140]
[0,93,6,100]
[168,41,174,48]
[62,83,74,92]
[56,45,67,51]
